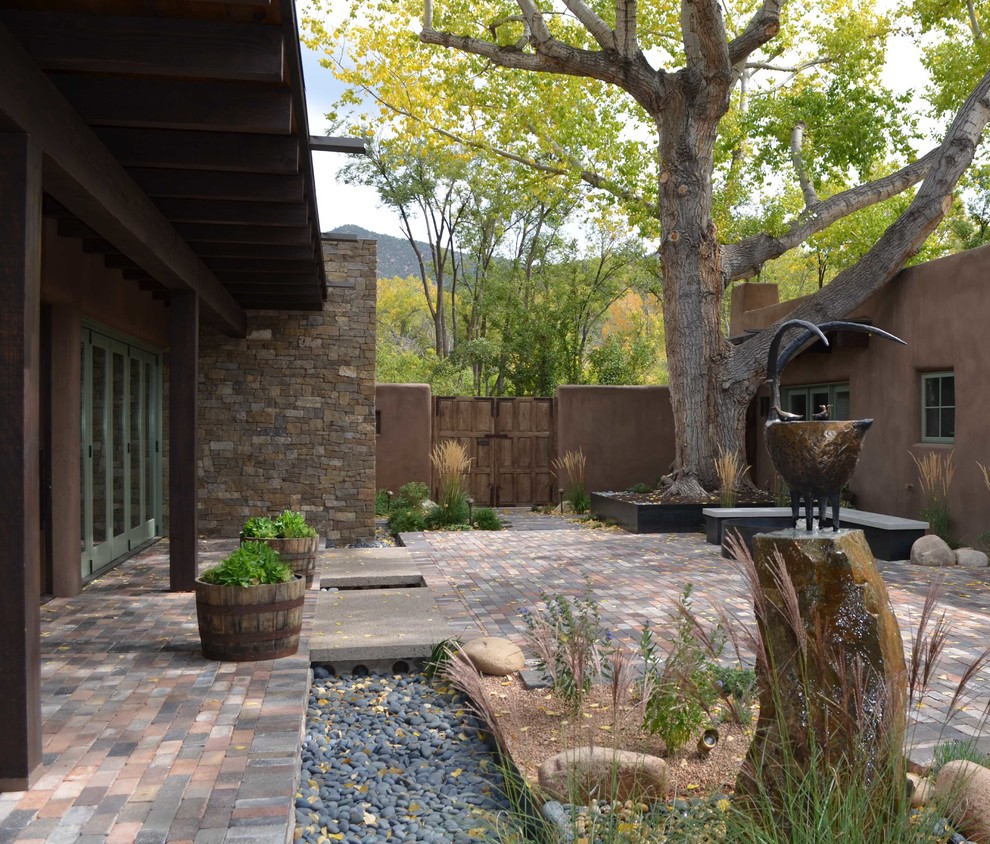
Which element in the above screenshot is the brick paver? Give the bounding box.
[405,511,990,765]
[0,539,311,844]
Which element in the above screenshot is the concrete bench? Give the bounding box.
[703,507,928,561]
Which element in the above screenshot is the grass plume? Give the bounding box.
[714,445,750,507]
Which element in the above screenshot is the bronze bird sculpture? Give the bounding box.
[764,319,906,531]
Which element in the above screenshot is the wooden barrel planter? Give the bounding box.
[244,536,320,587]
[195,576,305,662]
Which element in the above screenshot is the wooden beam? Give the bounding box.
[129,168,304,202]
[0,21,245,335]
[0,134,43,791]
[213,272,319,286]
[242,299,323,311]
[152,198,309,226]
[174,223,314,245]
[203,257,315,273]
[0,10,284,83]
[51,75,293,134]
[187,242,318,260]
[168,291,199,592]
[96,128,299,173]
[310,136,368,154]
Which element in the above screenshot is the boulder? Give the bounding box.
[906,773,932,807]
[956,548,989,568]
[911,535,956,567]
[460,637,524,676]
[934,760,990,843]
[538,746,669,804]
[736,531,906,806]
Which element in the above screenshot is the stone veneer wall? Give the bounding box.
[193,237,377,545]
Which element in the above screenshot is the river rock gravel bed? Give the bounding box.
[294,669,512,843]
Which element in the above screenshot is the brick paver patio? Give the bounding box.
[405,512,990,764]
[2,515,989,842]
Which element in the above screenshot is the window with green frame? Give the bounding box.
[921,371,955,443]
[781,382,851,420]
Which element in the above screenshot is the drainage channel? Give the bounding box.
[297,549,518,843]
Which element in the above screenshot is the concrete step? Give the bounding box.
[319,547,424,589]
[310,587,453,673]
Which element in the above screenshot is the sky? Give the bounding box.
[299,8,933,241]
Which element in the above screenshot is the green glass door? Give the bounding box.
[81,328,161,578]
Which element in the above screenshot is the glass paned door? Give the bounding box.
[81,329,161,578]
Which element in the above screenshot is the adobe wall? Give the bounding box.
[732,247,990,546]
[196,237,377,546]
[556,386,676,493]
[375,384,433,494]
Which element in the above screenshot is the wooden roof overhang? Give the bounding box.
[0,0,332,336]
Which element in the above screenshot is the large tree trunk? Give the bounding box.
[656,79,754,495]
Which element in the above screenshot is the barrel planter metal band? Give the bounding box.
[195,576,305,662]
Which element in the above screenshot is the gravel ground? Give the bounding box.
[295,670,514,843]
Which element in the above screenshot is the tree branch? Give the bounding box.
[421,5,668,114]
[722,148,940,283]
[789,122,820,209]
[745,56,834,73]
[730,67,990,378]
[681,0,731,79]
[615,0,639,58]
[727,0,784,67]
[560,0,616,50]
[968,0,985,41]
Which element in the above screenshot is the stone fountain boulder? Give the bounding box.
[736,529,907,806]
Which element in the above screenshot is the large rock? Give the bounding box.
[460,636,524,676]
[736,530,907,808]
[911,535,956,567]
[538,746,669,803]
[906,773,932,807]
[956,547,990,568]
[934,760,990,843]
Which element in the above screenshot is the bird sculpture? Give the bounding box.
[764,319,906,531]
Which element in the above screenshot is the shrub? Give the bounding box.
[387,507,426,535]
[522,584,608,710]
[471,507,503,530]
[627,482,652,494]
[424,497,469,529]
[639,585,721,752]
[932,739,990,773]
[553,449,590,514]
[199,541,293,586]
[374,488,392,516]
[395,481,430,511]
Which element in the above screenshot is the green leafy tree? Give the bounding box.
[305,2,990,492]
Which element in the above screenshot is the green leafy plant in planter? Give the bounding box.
[195,541,304,662]
[200,541,292,586]
[240,510,319,586]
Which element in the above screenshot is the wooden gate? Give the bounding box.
[432,397,555,507]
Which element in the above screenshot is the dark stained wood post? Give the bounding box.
[169,291,199,591]
[0,133,43,790]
